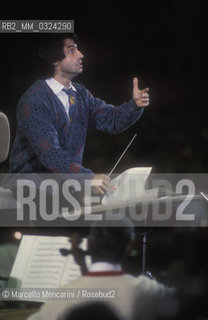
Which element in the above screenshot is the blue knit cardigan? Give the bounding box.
[8,80,143,178]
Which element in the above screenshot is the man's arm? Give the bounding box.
[85,77,149,194]
[16,97,93,177]
[88,77,149,134]
[17,97,114,194]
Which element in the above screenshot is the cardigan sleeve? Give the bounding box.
[16,96,94,177]
[87,89,144,134]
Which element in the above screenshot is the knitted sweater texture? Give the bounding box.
[9,80,143,176]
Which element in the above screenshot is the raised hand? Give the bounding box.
[132,77,150,107]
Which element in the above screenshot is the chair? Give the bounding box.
[0,111,10,163]
[0,112,17,210]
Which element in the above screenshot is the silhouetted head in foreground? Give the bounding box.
[64,301,121,320]
[88,218,135,264]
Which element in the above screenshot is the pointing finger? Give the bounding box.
[133,77,139,89]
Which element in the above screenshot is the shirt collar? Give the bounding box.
[89,262,122,272]
[45,77,77,95]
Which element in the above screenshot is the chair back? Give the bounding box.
[0,112,10,163]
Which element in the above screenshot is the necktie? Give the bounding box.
[62,88,76,122]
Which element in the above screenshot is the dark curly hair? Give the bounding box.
[38,33,78,76]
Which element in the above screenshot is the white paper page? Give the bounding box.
[60,238,91,287]
[9,235,88,289]
[9,235,34,286]
[102,167,152,205]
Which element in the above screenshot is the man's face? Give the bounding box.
[54,38,84,79]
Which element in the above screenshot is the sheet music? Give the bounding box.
[9,235,90,289]
[60,240,91,286]
[8,235,34,286]
[102,167,152,205]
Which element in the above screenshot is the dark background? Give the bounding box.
[0,2,208,318]
[0,0,207,174]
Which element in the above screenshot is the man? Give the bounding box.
[27,219,170,320]
[7,33,149,195]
